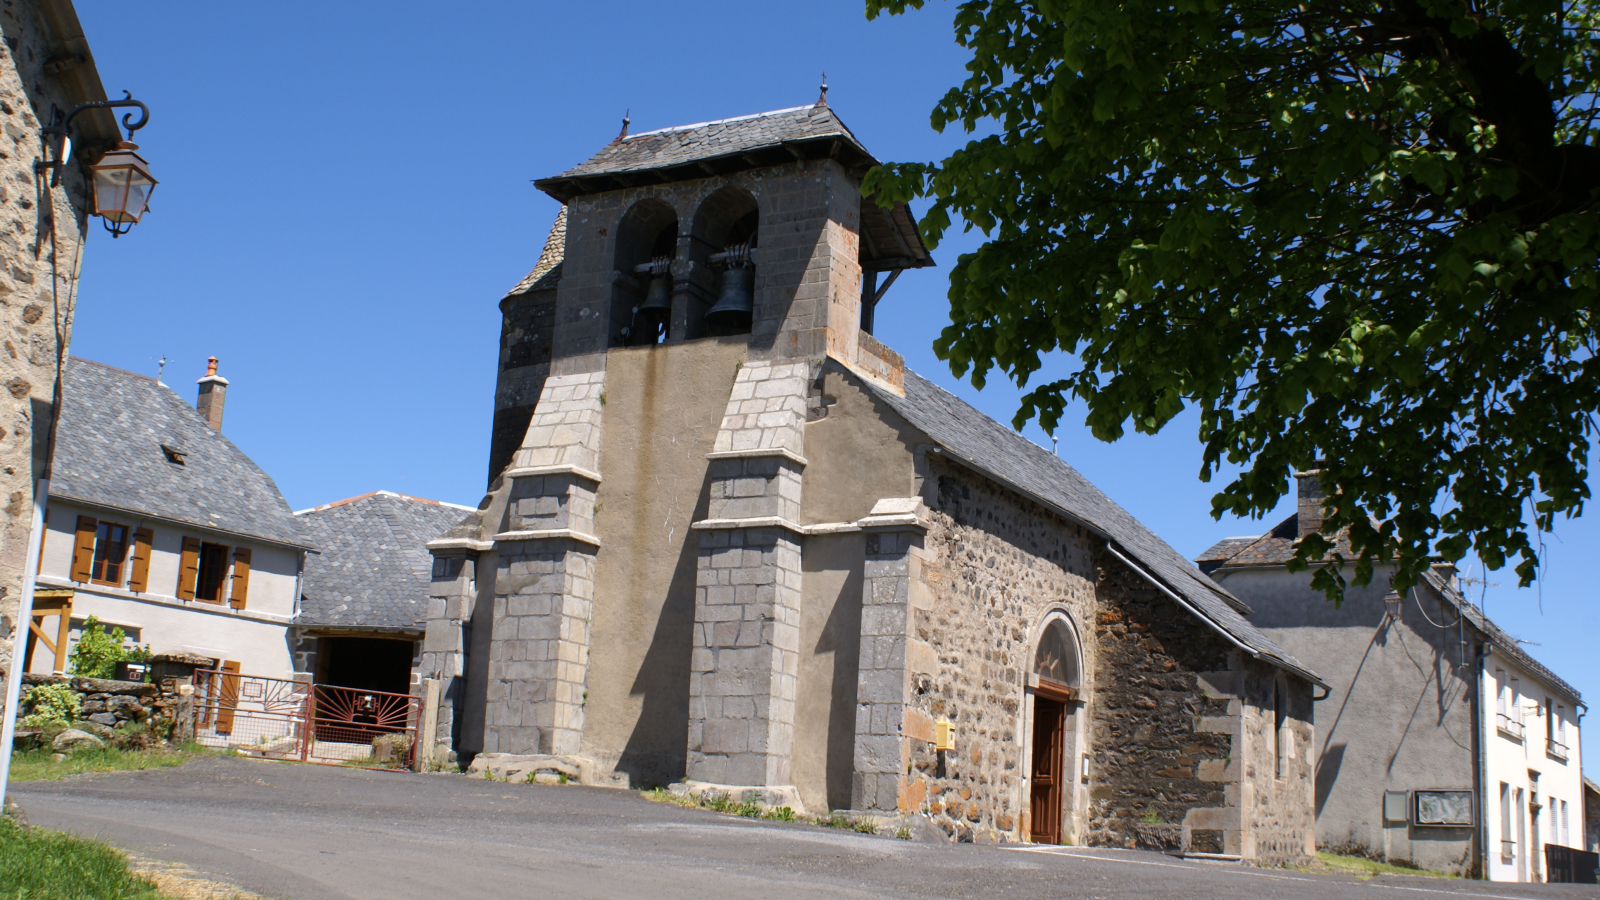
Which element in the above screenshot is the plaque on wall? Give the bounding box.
[1414,790,1474,826]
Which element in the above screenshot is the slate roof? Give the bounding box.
[538,105,870,192]
[504,206,566,300]
[1200,513,1356,569]
[51,358,309,548]
[1196,537,1258,574]
[863,369,1321,685]
[295,491,474,632]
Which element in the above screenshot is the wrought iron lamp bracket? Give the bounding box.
[35,91,150,186]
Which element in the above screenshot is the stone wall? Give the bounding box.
[904,457,1101,842]
[1238,658,1317,865]
[0,0,103,696]
[488,284,555,486]
[14,671,192,746]
[1087,553,1236,852]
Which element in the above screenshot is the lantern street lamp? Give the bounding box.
[35,91,154,237]
[87,141,155,237]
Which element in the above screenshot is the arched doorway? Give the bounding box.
[1030,616,1082,844]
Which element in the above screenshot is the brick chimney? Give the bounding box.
[195,356,229,432]
[1295,464,1327,540]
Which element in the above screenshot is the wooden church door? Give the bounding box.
[1030,694,1067,844]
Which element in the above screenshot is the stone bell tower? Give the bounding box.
[424,96,931,793]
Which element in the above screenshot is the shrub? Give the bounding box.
[67,616,150,680]
[19,683,79,729]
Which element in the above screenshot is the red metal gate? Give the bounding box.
[192,669,419,768]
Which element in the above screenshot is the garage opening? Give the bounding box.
[317,636,414,696]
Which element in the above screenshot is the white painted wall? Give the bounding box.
[1482,656,1585,883]
[28,499,300,678]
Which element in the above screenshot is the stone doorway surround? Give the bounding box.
[1021,610,1087,845]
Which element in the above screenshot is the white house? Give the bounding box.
[26,357,310,678]
[1483,645,1586,882]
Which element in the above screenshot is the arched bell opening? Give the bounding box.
[612,199,678,347]
[689,186,759,338]
[1026,613,1085,845]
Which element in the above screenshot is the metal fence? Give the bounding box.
[193,669,419,768]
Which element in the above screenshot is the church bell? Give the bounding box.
[639,273,672,315]
[705,264,753,329]
[629,259,673,345]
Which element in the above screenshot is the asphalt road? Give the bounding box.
[10,757,1599,900]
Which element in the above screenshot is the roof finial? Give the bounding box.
[818,73,828,107]
[205,356,218,377]
[616,109,630,141]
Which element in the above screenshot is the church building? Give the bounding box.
[421,95,1321,860]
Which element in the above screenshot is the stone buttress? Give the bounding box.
[684,360,810,790]
[479,370,605,756]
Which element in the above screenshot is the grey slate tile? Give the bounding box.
[864,369,1321,684]
[51,358,308,548]
[296,491,472,631]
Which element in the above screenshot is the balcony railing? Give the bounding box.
[1547,738,1569,761]
[1497,713,1525,741]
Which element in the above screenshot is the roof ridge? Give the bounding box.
[625,104,819,139]
[296,490,477,516]
[68,355,158,383]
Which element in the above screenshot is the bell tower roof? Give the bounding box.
[536,104,873,202]
[534,102,933,273]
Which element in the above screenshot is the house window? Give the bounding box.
[195,542,230,603]
[1562,800,1570,847]
[90,522,129,586]
[1500,783,1513,859]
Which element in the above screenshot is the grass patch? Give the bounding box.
[7,742,214,783]
[1314,852,1457,880]
[639,787,797,822]
[0,814,167,899]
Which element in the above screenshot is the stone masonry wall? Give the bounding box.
[1239,658,1316,865]
[1087,552,1237,852]
[0,2,97,695]
[906,458,1101,842]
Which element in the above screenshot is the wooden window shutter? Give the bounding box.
[177,536,201,600]
[70,515,97,582]
[215,660,241,735]
[127,528,154,592]
[230,547,252,609]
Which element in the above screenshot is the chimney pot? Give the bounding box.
[195,356,230,432]
[1295,462,1328,540]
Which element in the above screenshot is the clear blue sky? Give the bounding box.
[71,2,1595,775]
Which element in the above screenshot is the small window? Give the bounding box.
[1496,670,1507,715]
[161,443,187,465]
[1274,677,1287,779]
[195,542,230,603]
[90,522,130,586]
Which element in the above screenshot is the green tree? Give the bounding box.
[68,616,150,680]
[865,0,1600,597]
